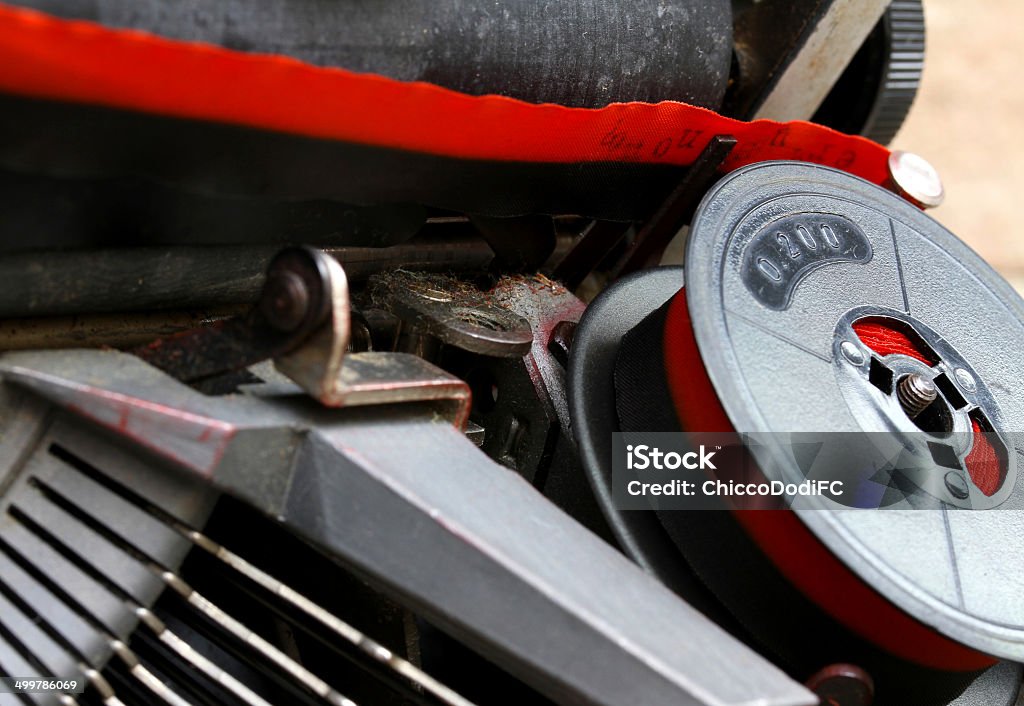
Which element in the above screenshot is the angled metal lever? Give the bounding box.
[133,246,338,382]
[132,247,469,426]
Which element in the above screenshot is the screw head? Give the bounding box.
[547,320,577,368]
[888,150,945,209]
[841,341,865,366]
[954,367,977,392]
[944,471,970,500]
[806,663,874,706]
[260,270,311,332]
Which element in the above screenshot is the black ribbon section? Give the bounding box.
[615,298,684,434]
[0,94,685,233]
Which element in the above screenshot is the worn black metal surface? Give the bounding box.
[0,228,493,319]
[371,271,536,359]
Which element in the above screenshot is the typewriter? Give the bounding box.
[0,2,1021,705]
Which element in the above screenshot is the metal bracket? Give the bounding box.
[134,246,470,426]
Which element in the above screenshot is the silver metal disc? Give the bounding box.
[685,161,1024,660]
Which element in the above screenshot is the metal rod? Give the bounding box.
[0,309,242,351]
[0,229,493,318]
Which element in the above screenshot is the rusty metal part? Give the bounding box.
[371,272,534,358]
[805,664,874,706]
[254,257,471,425]
[114,247,468,423]
[447,274,587,487]
[270,252,351,402]
[133,316,299,383]
[0,308,243,351]
[546,320,577,368]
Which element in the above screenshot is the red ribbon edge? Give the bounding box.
[0,2,890,185]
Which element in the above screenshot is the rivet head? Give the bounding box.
[840,341,865,366]
[954,368,977,392]
[260,270,310,332]
[944,471,970,500]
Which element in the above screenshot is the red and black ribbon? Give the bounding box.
[0,3,893,220]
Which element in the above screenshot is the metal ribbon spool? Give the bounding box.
[570,162,1024,705]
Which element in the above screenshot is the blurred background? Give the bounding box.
[893,0,1024,293]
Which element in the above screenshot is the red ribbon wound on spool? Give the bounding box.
[663,293,996,672]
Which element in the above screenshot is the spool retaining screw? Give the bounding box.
[897,373,937,419]
[887,150,945,209]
